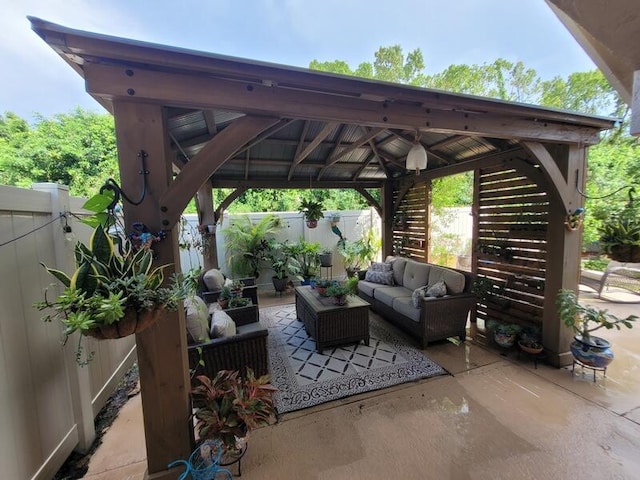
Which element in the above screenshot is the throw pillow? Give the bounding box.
[426,281,447,298]
[184,296,210,344]
[202,269,225,290]
[412,286,429,308]
[369,261,392,272]
[364,270,395,285]
[210,310,237,338]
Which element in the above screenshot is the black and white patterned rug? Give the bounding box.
[261,304,448,414]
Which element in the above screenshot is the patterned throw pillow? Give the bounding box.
[426,281,447,298]
[369,261,393,272]
[412,286,429,308]
[364,270,395,285]
[210,310,237,338]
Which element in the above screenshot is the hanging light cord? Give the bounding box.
[0,212,65,247]
[99,150,149,211]
[575,169,635,200]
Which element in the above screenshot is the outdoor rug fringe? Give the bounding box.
[261,303,448,414]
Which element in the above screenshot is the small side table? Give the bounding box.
[320,264,332,280]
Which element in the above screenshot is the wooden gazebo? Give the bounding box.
[31,18,616,479]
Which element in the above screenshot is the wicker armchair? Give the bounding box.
[188,318,269,380]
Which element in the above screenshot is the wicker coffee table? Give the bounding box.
[295,286,370,353]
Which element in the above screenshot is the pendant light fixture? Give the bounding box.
[406,130,427,175]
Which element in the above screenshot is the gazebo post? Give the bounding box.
[112,100,193,478]
[541,144,586,367]
[196,184,219,269]
[381,180,395,258]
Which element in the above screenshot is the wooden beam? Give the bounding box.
[159,115,280,227]
[210,179,383,189]
[214,187,248,223]
[355,186,382,216]
[521,141,575,213]
[83,63,603,144]
[234,119,293,156]
[288,122,337,180]
[362,127,389,178]
[196,185,218,269]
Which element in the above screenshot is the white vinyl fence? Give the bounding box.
[0,184,136,480]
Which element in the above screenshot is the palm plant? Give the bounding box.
[222,215,283,278]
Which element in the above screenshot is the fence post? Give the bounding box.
[32,183,96,451]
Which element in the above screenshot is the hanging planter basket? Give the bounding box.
[306,219,318,229]
[86,307,164,340]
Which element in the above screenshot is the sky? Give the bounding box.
[1,0,596,121]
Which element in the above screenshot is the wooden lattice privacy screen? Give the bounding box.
[475,163,549,328]
[393,182,428,261]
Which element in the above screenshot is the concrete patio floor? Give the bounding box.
[84,287,640,479]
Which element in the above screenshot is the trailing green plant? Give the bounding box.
[556,289,637,341]
[35,224,185,364]
[192,369,277,453]
[222,214,283,277]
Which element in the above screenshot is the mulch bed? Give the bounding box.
[53,364,140,480]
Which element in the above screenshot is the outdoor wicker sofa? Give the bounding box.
[358,256,475,348]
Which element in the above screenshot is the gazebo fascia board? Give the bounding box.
[29,17,619,480]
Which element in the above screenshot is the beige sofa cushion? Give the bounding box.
[202,268,226,290]
[402,260,431,291]
[428,265,465,294]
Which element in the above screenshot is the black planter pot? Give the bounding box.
[272,276,289,292]
[319,253,333,267]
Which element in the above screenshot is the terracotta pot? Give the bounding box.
[85,307,163,340]
[306,219,318,228]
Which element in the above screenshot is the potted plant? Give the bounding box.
[298,199,324,228]
[518,325,543,354]
[218,286,232,309]
[557,289,637,368]
[319,248,333,268]
[222,214,283,278]
[35,224,185,364]
[486,319,522,348]
[315,278,335,297]
[228,296,250,309]
[326,277,358,306]
[598,188,640,262]
[337,230,380,278]
[288,239,321,284]
[191,369,277,455]
[264,241,301,293]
